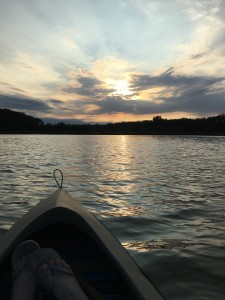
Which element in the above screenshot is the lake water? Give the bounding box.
[0,134,225,299]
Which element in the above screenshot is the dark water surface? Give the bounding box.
[0,135,225,299]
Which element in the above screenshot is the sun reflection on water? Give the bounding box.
[122,239,196,252]
[92,135,142,216]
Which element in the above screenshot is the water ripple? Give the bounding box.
[0,135,225,300]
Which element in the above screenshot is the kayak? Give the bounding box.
[0,188,165,300]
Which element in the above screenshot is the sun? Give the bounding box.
[112,79,133,97]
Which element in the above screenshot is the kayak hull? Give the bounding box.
[0,189,165,300]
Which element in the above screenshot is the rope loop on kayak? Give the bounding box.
[53,169,63,189]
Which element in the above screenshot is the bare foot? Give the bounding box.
[39,259,89,300]
[11,255,37,300]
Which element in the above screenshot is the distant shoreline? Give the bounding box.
[0,108,225,136]
[0,131,225,136]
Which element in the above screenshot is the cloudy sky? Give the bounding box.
[1,0,225,123]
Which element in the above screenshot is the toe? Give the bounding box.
[39,264,49,277]
[65,263,72,272]
[55,259,61,267]
[59,259,65,266]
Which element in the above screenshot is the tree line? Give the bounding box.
[0,108,225,135]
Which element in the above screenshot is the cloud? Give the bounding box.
[92,89,225,117]
[0,82,26,94]
[126,69,225,115]
[62,75,114,98]
[0,94,51,113]
[130,68,223,91]
[176,0,221,20]
[92,96,172,115]
[48,68,225,118]
[191,52,206,60]
[77,76,102,88]
[1,0,225,122]
[49,99,64,105]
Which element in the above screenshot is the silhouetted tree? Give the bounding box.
[0,108,225,135]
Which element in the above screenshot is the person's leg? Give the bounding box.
[38,258,89,300]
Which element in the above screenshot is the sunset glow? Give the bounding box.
[0,0,225,123]
[112,79,133,97]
